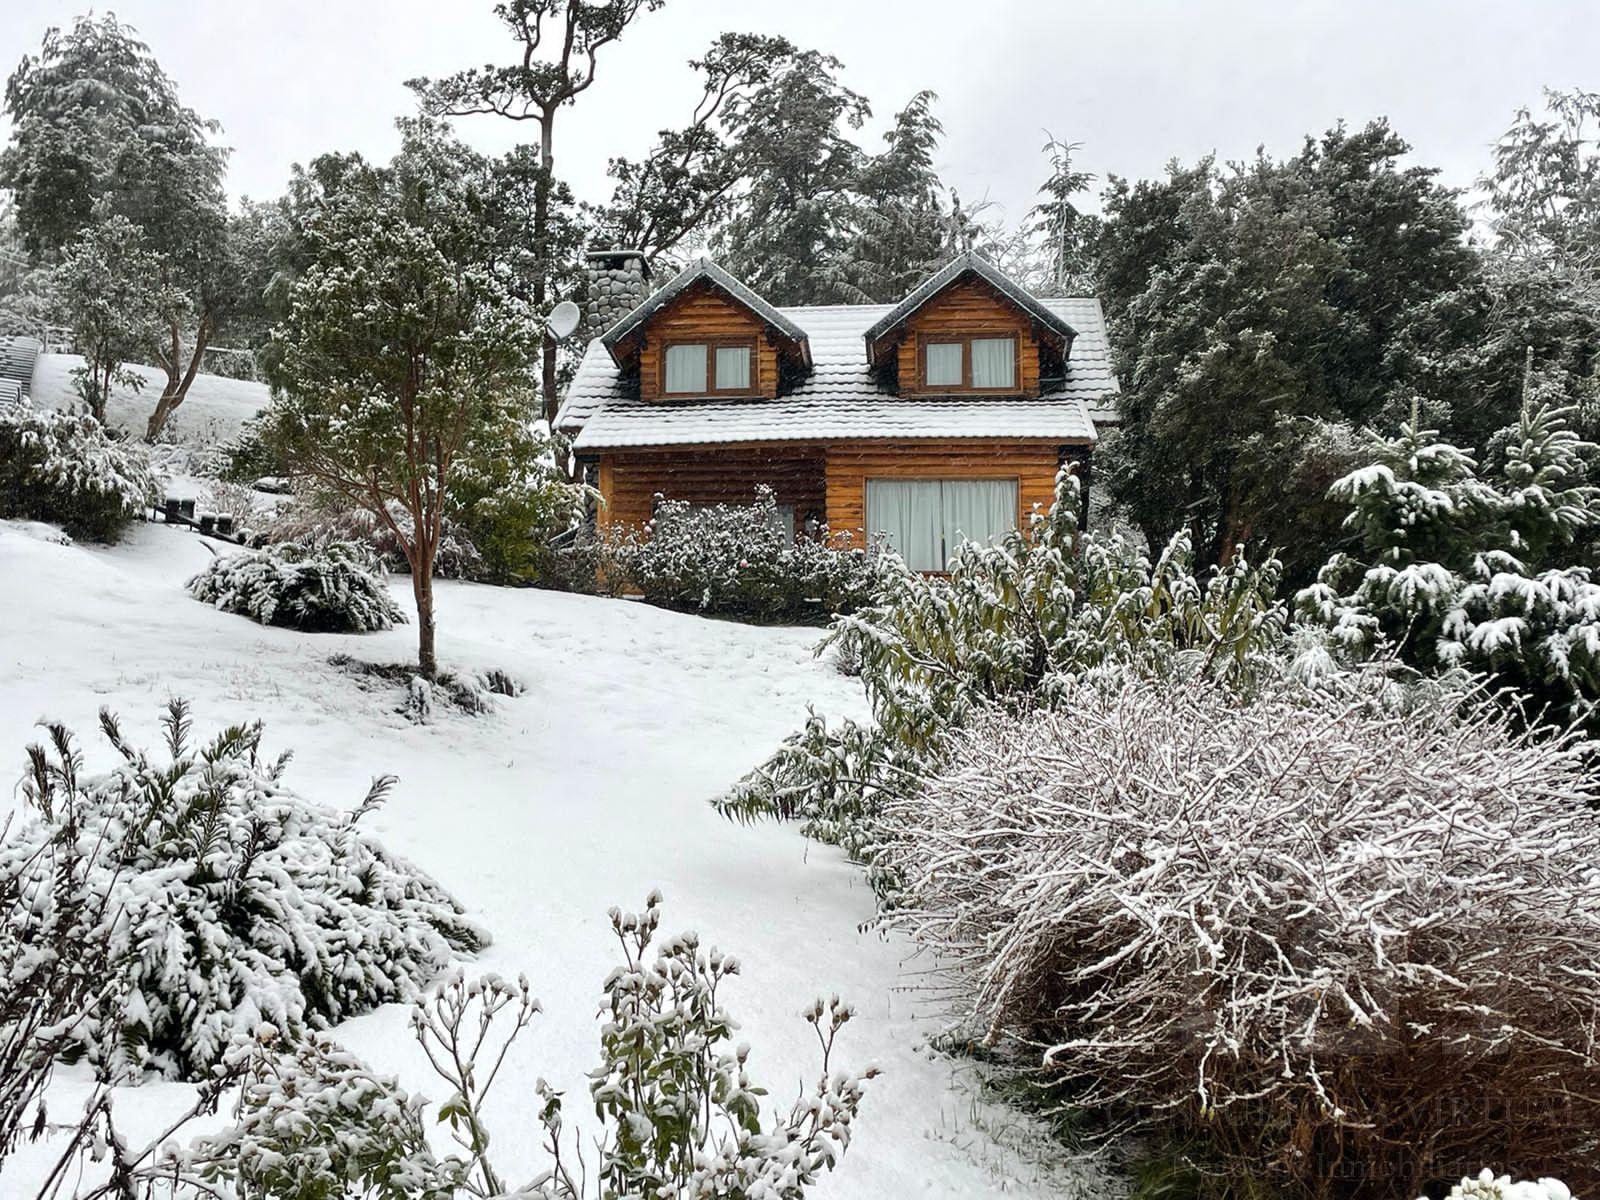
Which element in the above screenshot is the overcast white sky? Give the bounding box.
[3,0,1595,224]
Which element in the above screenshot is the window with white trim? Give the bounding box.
[865,479,1019,572]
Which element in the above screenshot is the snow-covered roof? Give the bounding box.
[599,258,811,365]
[862,251,1079,350]
[560,298,1119,450]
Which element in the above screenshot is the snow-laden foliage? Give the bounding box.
[877,671,1600,1197]
[1300,404,1600,728]
[608,486,886,623]
[256,492,485,581]
[0,402,154,541]
[1430,1170,1574,1200]
[189,1031,464,1200]
[719,470,1287,864]
[188,541,406,633]
[0,702,484,1081]
[164,894,872,1200]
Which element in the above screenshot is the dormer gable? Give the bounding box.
[863,252,1078,398]
[600,260,811,403]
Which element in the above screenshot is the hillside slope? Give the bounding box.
[0,520,1114,1198]
[29,352,270,441]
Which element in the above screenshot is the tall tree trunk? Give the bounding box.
[144,314,212,442]
[412,551,437,679]
[536,109,559,428]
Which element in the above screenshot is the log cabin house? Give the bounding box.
[555,250,1120,571]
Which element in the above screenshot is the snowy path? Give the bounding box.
[0,521,1111,1197]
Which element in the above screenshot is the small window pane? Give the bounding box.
[665,344,707,393]
[715,345,751,390]
[925,342,963,387]
[971,338,1015,388]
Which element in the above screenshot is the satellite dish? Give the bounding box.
[546,300,581,341]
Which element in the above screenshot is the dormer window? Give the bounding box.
[921,336,1017,391]
[663,340,755,395]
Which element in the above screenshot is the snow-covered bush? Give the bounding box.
[217,414,288,484]
[171,893,872,1200]
[622,486,886,623]
[189,1031,464,1200]
[1300,404,1600,729]
[720,470,1288,864]
[1429,1171,1573,1200]
[876,671,1600,1196]
[256,491,485,581]
[0,702,484,1080]
[188,541,405,633]
[0,402,154,540]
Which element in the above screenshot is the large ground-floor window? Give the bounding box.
[865,478,1019,571]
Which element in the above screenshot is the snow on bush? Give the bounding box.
[166,893,872,1200]
[187,1031,464,1199]
[619,485,886,623]
[876,670,1600,1196]
[0,702,484,1081]
[720,470,1288,867]
[188,541,405,633]
[1429,1171,1574,1200]
[0,401,154,540]
[1300,404,1600,730]
[254,493,485,580]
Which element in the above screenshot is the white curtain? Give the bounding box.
[924,342,963,387]
[867,479,1019,571]
[970,337,1015,388]
[942,479,1018,551]
[866,480,944,571]
[715,345,751,390]
[664,344,706,393]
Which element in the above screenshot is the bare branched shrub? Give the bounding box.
[877,672,1600,1197]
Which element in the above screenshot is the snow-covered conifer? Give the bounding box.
[0,701,483,1080]
[187,541,405,633]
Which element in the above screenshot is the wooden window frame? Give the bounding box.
[917,334,1021,394]
[660,338,760,397]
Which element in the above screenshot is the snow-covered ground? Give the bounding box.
[30,353,270,442]
[0,519,1113,1197]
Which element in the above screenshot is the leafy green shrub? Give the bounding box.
[188,541,406,632]
[190,1032,464,1200]
[253,492,485,581]
[618,486,886,623]
[0,402,154,540]
[449,426,587,584]
[0,702,484,1080]
[217,413,289,484]
[719,470,1288,864]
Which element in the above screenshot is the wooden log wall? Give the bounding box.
[822,439,1071,542]
[596,444,827,530]
[887,279,1043,395]
[635,285,780,401]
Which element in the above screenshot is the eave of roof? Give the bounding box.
[598,258,812,368]
[861,251,1079,357]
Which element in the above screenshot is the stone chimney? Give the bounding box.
[581,248,651,341]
